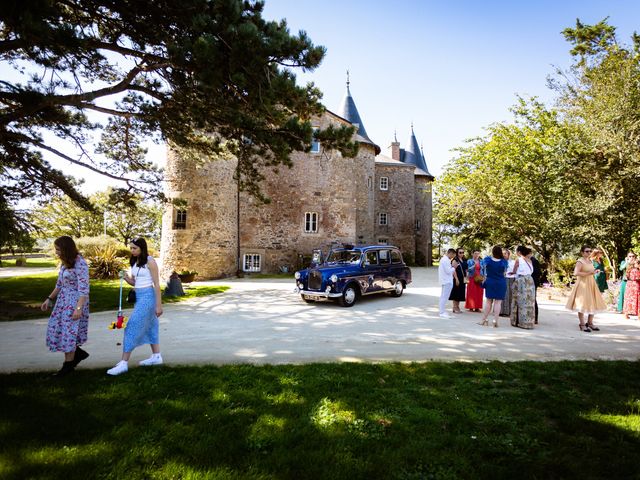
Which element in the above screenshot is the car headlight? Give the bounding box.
[294,271,300,279]
[330,274,338,283]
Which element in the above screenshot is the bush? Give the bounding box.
[85,244,128,279]
[15,257,27,266]
[403,252,415,266]
[72,236,131,259]
[549,257,577,286]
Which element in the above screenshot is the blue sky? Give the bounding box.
[262,0,640,175]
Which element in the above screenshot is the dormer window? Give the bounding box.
[310,127,320,153]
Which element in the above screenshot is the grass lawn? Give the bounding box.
[0,361,639,479]
[0,257,58,268]
[0,272,229,321]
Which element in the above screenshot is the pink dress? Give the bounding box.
[623,267,640,316]
[46,255,90,352]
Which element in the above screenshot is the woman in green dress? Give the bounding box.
[618,251,637,312]
[591,249,608,294]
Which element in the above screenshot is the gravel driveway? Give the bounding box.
[1,267,639,373]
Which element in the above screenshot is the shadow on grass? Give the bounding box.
[1,362,639,479]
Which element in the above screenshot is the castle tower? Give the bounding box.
[337,72,379,245]
[160,148,239,279]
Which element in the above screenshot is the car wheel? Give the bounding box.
[338,284,358,307]
[390,280,404,297]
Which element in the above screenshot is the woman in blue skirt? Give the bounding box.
[478,245,509,328]
[107,237,163,375]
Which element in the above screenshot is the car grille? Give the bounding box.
[308,270,322,290]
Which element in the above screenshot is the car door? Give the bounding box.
[377,249,394,289]
[361,250,380,293]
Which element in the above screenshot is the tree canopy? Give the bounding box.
[437,19,640,270]
[1,0,356,244]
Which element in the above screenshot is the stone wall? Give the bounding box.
[374,163,416,256]
[160,148,239,280]
[414,176,433,266]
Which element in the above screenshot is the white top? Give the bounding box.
[515,257,533,276]
[505,259,516,278]
[131,256,155,289]
[438,255,455,285]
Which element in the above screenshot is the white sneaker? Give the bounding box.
[107,360,128,376]
[139,354,163,366]
[439,313,451,318]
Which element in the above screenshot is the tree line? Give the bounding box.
[436,19,640,276]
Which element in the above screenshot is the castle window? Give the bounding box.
[173,209,187,230]
[379,177,389,191]
[243,254,261,272]
[304,212,318,233]
[378,238,389,245]
[415,219,422,231]
[310,127,320,153]
[378,213,388,226]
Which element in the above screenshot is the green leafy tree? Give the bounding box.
[1,0,356,237]
[436,98,594,268]
[554,18,640,264]
[30,195,104,239]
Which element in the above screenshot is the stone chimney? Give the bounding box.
[390,131,400,160]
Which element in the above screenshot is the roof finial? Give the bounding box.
[346,69,350,88]
[411,121,414,132]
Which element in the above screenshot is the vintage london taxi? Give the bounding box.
[293,244,412,307]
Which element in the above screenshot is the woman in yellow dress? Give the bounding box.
[566,245,607,332]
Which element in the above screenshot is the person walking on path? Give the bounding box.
[107,237,163,376]
[530,252,542,325]
[499,248,516,317]
[623,257,639,319]
[478,246,509,328]
[449,247,467,313]
[510,246,536,329]
[591,249,608,294]
[40,236,90,377]
[566,245,607,332]
[438,249,458,318]
[617,251,636,313]
[465,250,484,312]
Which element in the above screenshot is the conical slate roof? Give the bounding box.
[402,126,432,176]
[338,79,375,146]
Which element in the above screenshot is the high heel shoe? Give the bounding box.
[493,320,498,328]
[587,324,600,331]
[477,319,488,326]
[579,324,591,332]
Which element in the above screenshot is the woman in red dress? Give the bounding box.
[465,250,484,312]
[623,259,640,319]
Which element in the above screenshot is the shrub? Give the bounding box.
[73,236,131,259]
[15,257,27,266]
[85,244,128,279]
[552,257,578,286]
[403,252,415,266]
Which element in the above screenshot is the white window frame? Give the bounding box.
[304,212,318,233]
[243,254,261,272]
[378,238,389,245]
[378,213,388,226]
[379,177,389,191]
[310,127,320,153]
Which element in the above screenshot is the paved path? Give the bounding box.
[1,267,639,373]
[0,266,56,277]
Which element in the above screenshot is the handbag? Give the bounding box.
[126,289,136,303]
[474,274,485,284]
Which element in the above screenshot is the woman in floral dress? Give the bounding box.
[623,258,639,319]
[510,246,536,329]
[40,236,90,376]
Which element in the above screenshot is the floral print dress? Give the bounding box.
[623,267,640,317]
[46,255,90,352]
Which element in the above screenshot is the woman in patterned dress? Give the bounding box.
[107,237,163,375]
[509,246,536,329]
[618,251,637,313]
[565,245,607,332]
[40,236,90,376]
[623,258,639,319]
[499,248,516,317]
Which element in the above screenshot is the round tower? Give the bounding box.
[160,147,239,280]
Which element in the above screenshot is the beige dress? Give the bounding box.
[565,259,607,314]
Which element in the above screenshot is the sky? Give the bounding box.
[260,0,640,176]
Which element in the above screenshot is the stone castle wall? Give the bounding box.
[414,176,433,266]
[374,163,416,256]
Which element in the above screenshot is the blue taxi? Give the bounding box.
[293,244,412,307]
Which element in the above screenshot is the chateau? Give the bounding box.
[160,81,434,279]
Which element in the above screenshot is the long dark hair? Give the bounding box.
[491,245,503,259]
[54,236,79,268]
[130,237,149,267]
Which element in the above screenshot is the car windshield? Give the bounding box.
[326,250,361,264]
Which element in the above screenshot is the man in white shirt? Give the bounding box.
[438,248,458,318]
